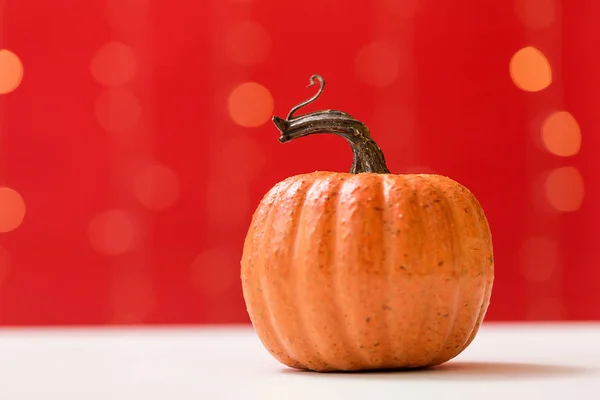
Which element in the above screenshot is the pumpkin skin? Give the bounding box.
[241,171,493,372]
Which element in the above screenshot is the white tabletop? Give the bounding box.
[0,323,598,399]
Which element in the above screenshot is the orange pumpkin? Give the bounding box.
[241,75,494,372]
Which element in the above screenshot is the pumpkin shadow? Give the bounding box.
[281,361,589,381]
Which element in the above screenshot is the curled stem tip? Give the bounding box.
[286,74,326,120]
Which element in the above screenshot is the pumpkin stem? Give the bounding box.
[272,75,391,174]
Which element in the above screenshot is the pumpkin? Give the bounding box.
[241,75,494,372]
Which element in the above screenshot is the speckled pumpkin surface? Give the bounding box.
[240,75,494,372]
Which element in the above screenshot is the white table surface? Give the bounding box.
[0,323,598,399]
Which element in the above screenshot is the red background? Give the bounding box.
[0,0,598,325]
